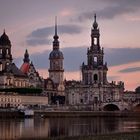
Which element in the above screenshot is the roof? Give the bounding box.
[7,63,27,77]
[20,62,30,74]
[49,49,63,59]
[0,31,11,46]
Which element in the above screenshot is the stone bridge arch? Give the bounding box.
[103,103,120,111]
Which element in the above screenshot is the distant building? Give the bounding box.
[44,18,65,104]
[65,15,124,111]
[0,93,48,108]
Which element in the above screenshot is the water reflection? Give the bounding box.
[0,117,140,139]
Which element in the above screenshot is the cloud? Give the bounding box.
[77,6,133,21]
[108,76,119,81]
[14,47,140,73]
[105,48,140,66]
[119,67,140,73]
[27,24,83,46]
[26,38,51,46]
[76,0,140,21]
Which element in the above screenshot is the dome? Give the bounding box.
[0,31,11,46]
[49,49,63,59]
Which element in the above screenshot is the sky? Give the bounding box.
[0,0,140,91]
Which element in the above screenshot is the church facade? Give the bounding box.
[65,15,125,111]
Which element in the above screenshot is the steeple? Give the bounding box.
[53,16,59,49]
[93,14,98,29]
[91,14,100,49]
[23,49,30,63]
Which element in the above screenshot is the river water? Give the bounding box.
[0,117,140,139]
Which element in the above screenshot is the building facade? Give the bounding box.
[0,93,48,108]
[65,15,125,111]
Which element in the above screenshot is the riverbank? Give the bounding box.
[35,110,140,118]
[0,110,24,118]
[11,131,140,140]
[0,110,140,118]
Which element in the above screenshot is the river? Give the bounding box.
[0,117,140,139]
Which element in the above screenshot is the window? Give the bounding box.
[0,49,2,54]
[0,63,2,71]
[80,99,83,103]
[94,74,98,82]
[6,49,9,54]
[94,38,97,45]
[94,97,98,104]
[94,57,97,63]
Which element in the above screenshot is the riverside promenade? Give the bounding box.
[35,110,140,118]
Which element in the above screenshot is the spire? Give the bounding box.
[23,49,30,63]
[93,13,98,29]
[94,14,96,21]
[3,29,5,34]
[53,16,59,49]
[55,16,57,36]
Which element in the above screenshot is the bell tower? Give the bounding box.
[0,30,12,72]
[82,14,108,85]
[49,17,65,95]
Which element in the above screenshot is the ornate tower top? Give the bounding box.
[0,30,11,46]
[23,49,30,63]
[53,16,59,50]
[91,14,100,50]
[49,17,63,59]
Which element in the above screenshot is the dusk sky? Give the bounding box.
[0,0,140,91]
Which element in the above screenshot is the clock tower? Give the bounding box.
[49,18,65,95]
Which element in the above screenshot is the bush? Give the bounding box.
[0,88,42,94]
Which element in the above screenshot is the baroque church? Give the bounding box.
[65,15,124,111]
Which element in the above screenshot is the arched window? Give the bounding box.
[94,57,97,63]
[94,74,98,82]
[0,63,2,71]
[94,37,97,45]
[6,49,9,54]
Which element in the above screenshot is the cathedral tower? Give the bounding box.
[49,18,65,95]
[0,30,12,72]
[82,14,108,85]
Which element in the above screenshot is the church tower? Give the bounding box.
[49,18,65,95]
[82,14,108,85]
[0,30,12,72]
